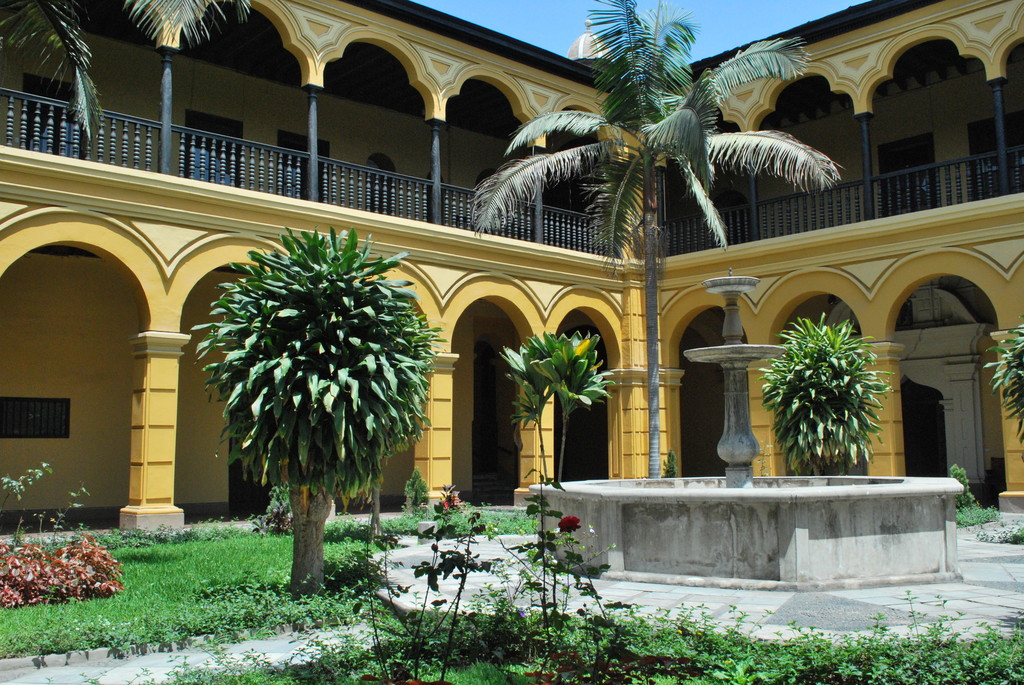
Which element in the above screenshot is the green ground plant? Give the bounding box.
[949,464,1000,528]
[762,317,889,475]
[0,535,367,657]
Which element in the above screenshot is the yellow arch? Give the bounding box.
[872,249,1012,338]
[855,28,985,113]
[388,261,443,325]
[547,289,624,369]
[321,30,438,118]
[0,208,165,329]
[442,276,545,348]
[249,0,319,86]
[442,67,534,123]
[552,97,602,116]
[757,269,872,339]
[166,236,280,328]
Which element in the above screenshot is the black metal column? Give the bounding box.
[989,77,1009,196]
[533,145,547,244]
[855,112,874,220]
[428,118,443,224]
[304,84,321,202]
[747,171,760,241]
[158,46,178,175]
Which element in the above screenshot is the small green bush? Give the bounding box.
[949,464,978,509]
[662,450,678,478]
[403,467,429,510]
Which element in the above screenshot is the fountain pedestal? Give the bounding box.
[683,276,781,487]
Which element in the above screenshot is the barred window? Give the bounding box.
[0,397,70,438]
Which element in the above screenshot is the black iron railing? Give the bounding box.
[3,88,1023,257]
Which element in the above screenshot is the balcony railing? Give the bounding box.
[3,88,1023,257]
[666,146,1024,256]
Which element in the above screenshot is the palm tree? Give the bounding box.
[473,0,840,479]
[0,0,249,137]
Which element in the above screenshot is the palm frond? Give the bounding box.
[507,110,608,154]
[590,153,645,261]
[643,73,717,186]
[678,160,727,248]
[710,130,840,191]
[0,0,100,135]
[473,142,611,234]
[710,38,808,102]
[592,0,694,124]
[124,0,250,46]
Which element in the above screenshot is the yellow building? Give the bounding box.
[0,0,1022,528]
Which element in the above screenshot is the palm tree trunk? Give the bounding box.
[644,162,662,479]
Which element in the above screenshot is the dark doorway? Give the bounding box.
[553,326,609,482]
[901,377,947,477]
[228,449,270,518]
[471,341,515,503]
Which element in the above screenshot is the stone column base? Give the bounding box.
[514,488,532,506]
[998,491,1024,513]
[119,505,185,530]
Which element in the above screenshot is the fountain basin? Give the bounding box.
[534,476,962,590]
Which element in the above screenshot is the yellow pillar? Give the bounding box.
[608,368,649,479]
[748,361,784,476]
[120,331,189,529]
[866,341,906,477]
[992,330,1024,512]
[414,352,458,498]
[661,368,684,473]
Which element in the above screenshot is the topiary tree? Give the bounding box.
[991,323,1024,440]
[198,229,440,595]
[404,467,429,511]
[761,316,889,476]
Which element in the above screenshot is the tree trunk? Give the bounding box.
[558,409,569,483]
[288,485,334,596]
[644,162,662,479]
[370,487,382,536]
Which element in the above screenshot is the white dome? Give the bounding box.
[567,19,602,60]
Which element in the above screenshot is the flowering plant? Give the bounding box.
[439,484,462,511]
[558,515,581,533]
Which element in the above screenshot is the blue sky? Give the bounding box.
[415,0,861,61]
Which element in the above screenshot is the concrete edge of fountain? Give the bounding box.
[534,477,962,503]
[599,569,964,592]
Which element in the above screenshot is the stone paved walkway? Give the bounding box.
[3,525,1024,684]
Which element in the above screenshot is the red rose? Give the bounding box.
[558,515,581,533]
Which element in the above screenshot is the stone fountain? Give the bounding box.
[683,276,782,488]
[534,274,963,590]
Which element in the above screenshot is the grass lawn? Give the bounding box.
[0,535,364,658]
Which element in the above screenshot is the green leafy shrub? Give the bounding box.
[957,506,1000,528]
[949,464,977,509]
[403,467,429,511]
[253,485,293,536]
[662,450,679,478]
[762,317,889,475]
[990,322,1024,439]
[0,535,122,608]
